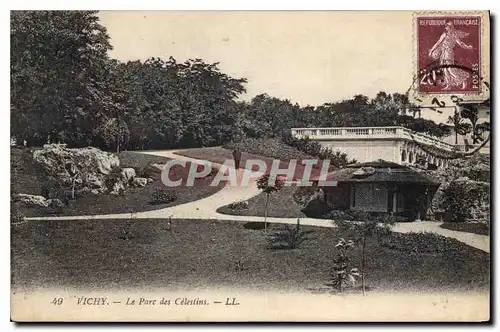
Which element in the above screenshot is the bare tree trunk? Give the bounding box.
[116,135,120,154]
[71,178,75,200]
[472,120,478,144]
[455,130,458,145]
[264,193,270,232]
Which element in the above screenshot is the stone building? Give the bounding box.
[315,160,441,221]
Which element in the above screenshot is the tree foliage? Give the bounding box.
[11,11,116,147]
[11,11,455,152]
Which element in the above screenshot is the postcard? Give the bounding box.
[10,10,490,322]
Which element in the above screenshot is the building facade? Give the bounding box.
[291,126,488,168]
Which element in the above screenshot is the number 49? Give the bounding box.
[50,297,63,305]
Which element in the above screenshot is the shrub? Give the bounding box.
[292,186,318,209]
[267,219,310,249]
[301,197,332,218]
[379,232,465,255]
[227,201,248,211]
[136,162,161,180]
[285,136,356,167]
[47,198,65,215]
[104,166,124,191]
[256,174,285,193]
[41,178,64,199]
[329,238,360,293]
[243,222,266,230]
[150,188,178,205]
[439,180,490,222]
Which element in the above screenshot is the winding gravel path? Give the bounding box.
[24,149,490,253]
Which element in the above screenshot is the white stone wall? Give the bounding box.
[320,140,403,164]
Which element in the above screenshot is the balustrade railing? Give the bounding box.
[291,126,456,151]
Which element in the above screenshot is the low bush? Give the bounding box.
[150,188,178,205]
[438,180,490,222]
[104,166,124,191]
[135,163,158,179]
[301,198,332,218]
[267,219,311,250]
[243,222,266,230]
[227,201,248,211]
[41,178,64,199]
[283,135,356,167]
[379,232,466,255]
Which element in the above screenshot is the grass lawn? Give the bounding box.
[11,218,489,293]
[11,146,46,196]
[440,222,490,236]
[11,148,224,217]
[175,147,331,180]
[175,147,275,169]
[217,186,306,218]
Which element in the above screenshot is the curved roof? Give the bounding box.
[317,160,440,185]
[346,160,404,169]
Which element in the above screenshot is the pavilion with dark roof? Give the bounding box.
[314,160,441,221]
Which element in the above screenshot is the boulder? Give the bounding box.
[85,174,103,189]
[33,144,120,186]
[121,168,136,182]
[32,144,121,194]
[147,178,154,184]
[132,177,148,187]
[15,194,49,207]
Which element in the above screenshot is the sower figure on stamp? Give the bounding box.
[428,21,473,90]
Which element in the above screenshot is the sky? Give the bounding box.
[98,11,415,107]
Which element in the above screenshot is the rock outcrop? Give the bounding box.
[32,144,151,197]
[132,177,148,187]
[33,144,120,188]
[121,168,136,182]
[15,193,49,207]
[13,193,64,209]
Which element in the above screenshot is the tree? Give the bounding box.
[11,11,117,147]
[98,118,130,153]
[447,111,472,144]
[404,118,451,138]
[335,213,394,296]
[369,91,400,126]
[460,105,481,144]
[330,238,360,293]
[475,122,490,143]
[115,57,247,150]
[256,174,285,232]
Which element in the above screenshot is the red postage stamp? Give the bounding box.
[417,16,481,94]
